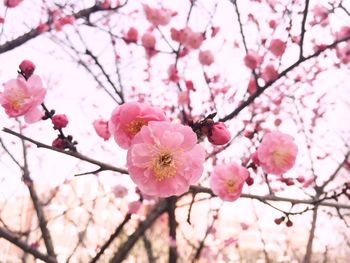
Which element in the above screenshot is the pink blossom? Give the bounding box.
[336,45,350,64]
[4,0,22,8]
[244,51,261,70]
[184,31,204,50]
[336,26,350,41]
[112,185,128,198]
[127,121,205,197]
[124,27,138,43]
[93,119,111,141]
[19,60,35,79]
[0,17,4,24]
[167,64,179,83]
[261,64,278,82]
[208,122,231,145]
[256,131,298,175]
[247,76,257,95]
[0,75,46,123]
[240,222,249,230]
[52,114,68,129]
[141,32,156,49]
[109,102,166,149]
[128,200,141,214]
[143,4,173,26]
[210,163,249,201]
[269,39,286,57]
[198,50,214,66]
[36,23,49,33]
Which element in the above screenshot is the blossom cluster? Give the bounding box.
[0,61,299,201]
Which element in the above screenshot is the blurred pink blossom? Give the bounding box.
[93,119,111,141]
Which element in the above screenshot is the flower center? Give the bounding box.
[152,151,176,181]
[272,150,288,167]
[125,119,147,137]
[225,179,238,193]
[9,88,28,111]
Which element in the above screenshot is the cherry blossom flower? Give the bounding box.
[198,50,214,66]
[143,4,173,27]
[184,31,204,50]
[109,102,166,149]
[210,163,249,201]
[261,64,278,82]
[269,39,286,57]
[93,119,111,141]
[244,51,261,70]
[127,121,205,197]
[141,32,156,49]
[208,122,231,145]
[256,131,298,175]
[0,75,46,123]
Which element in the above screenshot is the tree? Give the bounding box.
[0,0,349,262]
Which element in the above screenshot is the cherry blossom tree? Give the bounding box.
[0,0,349,262]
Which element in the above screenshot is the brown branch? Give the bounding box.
[109,200,168,262]
[299,0,310,59]
[167,197,177,263]
[18,124,57,261]
[90,213,132,263]
[303,206,319,263]
[0,226,56,263]
[190,186,350,210]
[0,1,129,54]
[2,127,128,175]
[220,34,350,122]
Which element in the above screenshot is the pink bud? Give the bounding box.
[52,114,69,129]
[244,51,261,70]
[52,137,65,149]
[208,122,231,145]
[19,60,36,79]
[296,176,305,183]
[125,27,138,43]
[4,0,22,8]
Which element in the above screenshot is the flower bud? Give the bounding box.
[52,114,69,129]
[52,137,65,149]
[19,60,35,79]
[208,122,231,145]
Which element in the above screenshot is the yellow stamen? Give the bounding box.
[225,179,238,193]
[152,151,176,181]
[125,119,147,137]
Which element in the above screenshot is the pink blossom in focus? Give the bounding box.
[210,163,249,201]
[127,121,205,197]
[208,122,231,145]
[52,114,69,129]
[269,39,286,57]
[143,4,173,26]
[93,119,111,141]
[112,185,128,198]
[4,0,22,8]
[141,32,156,49]
[244,51,261,70]
[109,102,166,149]
[261,64,278,82]
[256,131,298,175]
[198,50,214,66]
[19,60,35,79]
[0,75,46,123]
